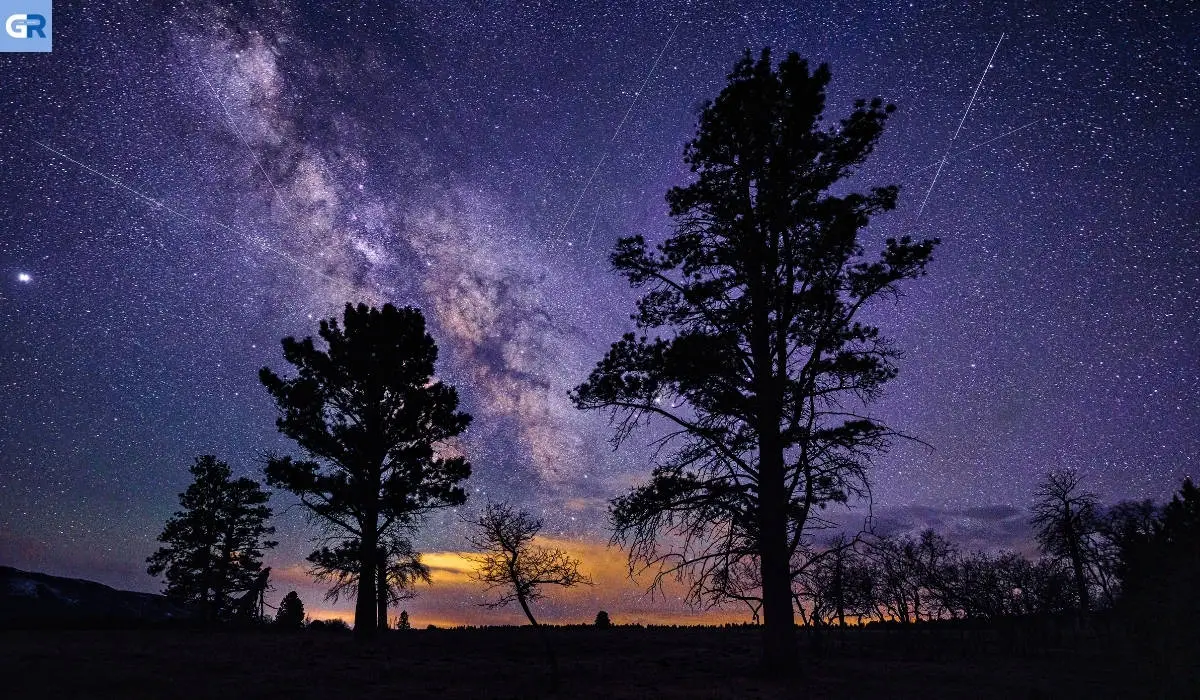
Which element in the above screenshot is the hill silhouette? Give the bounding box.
[0,566,191,628]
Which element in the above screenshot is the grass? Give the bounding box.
[0,625,1168,699]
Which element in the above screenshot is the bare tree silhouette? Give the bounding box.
[467,502,591,685]
[1031,469,1101,615]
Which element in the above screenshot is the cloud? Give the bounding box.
[861,503,1034,554]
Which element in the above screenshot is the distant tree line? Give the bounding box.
[794,471,1199,628]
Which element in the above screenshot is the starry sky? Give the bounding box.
[0,0,1196,625]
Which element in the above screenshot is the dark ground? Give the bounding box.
[0,625,1181,699]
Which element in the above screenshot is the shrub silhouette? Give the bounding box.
[595,610,611,628]
[308,618,351,633]
[275,591,304,630]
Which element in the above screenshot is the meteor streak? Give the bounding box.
[916,33,1006,219]
[909,118,1042,176]
[194,61,297,219]
[34,140,356,291]
[554,17,684,240]
[583,200,603,249]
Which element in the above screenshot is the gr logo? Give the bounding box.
[0,0,51,52]
[6,13,46,38]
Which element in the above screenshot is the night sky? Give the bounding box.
[1,0,1196,625]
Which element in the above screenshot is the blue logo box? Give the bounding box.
[0,0,51,52]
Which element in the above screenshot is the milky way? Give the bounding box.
[0,1,1195,623]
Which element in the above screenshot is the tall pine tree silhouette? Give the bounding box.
[261,303,471,639]
[573,49,936,671]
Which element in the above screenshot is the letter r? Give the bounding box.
[24,14,45,39]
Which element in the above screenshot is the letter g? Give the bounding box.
[5,14,28,39]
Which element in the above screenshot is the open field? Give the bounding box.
[0,625,1177,699]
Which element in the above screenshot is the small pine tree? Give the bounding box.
[594,610,612,628]
[275,591,305,630]
[146,455,276,622]
[397,610,411,630]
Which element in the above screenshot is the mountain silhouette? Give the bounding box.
[0,566,191,627]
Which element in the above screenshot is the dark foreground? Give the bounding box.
[0,626,1181,699]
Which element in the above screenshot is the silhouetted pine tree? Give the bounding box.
[260,303,471,639]
[146,456,276,622]
[572,48,936,672]
[1114,478,1199,688]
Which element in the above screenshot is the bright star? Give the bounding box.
[17,272,31,283]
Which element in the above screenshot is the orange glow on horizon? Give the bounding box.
[271,534,758,629]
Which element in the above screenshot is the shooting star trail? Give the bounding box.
[909,118,1042,176]
[553,17,683,240]
[583,199,603,249]
[34,140,357,291]
[916,33,1005,219]
[194,59,296,219]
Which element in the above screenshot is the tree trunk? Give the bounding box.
[758,435,796,673]
[749,280,796,671]
[354,520,378,639]
[835,552,846,628]
[214,532,234,622]
[377,549,389,630]
[517,591,559,689]
[1067,530,1090,614]
[200,544,216,624]
[745,210,796,675]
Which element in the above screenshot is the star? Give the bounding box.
[16,272,32,283]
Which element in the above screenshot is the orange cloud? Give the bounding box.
[389,535,756,628]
